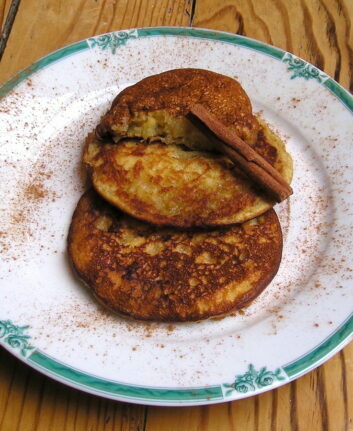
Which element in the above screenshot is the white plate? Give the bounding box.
[0,27,352,406]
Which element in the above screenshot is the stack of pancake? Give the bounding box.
[68,69,293,322]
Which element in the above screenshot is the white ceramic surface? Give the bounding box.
[0,28,352,405]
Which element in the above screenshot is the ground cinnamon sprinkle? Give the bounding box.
[1,154,60,263]
[25,183,46,200]
[0,59,351,388]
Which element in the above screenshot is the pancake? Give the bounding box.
[68,190,283,322]
[85,69,293,227]
[98,68,260,149]
[84,119,292,227]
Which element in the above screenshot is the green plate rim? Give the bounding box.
[0,26,352,405]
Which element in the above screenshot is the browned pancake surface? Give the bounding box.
[84,120,292,227]
[98,68,260,145]
[85,69,293,227]
[68,190,283,322]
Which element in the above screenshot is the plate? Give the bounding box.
[0,27,352,406]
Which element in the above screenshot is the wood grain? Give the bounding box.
[0,0,193,84]
[0,347,148,431]
[0,0,21,61]
[193,0,353,91]
[1,343,351,431]
[144,345,353,431]
[0,0,352,430]
[0,0,13,29]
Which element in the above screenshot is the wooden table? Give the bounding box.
[0,1,352,430]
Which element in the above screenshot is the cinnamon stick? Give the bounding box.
[189,104,293,202]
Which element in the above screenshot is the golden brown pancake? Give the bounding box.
[85,69,293,227]
[84,120,292,227]
[68,190,283,322]
[98,68,260,148]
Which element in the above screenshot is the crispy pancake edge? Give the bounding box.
[84,119,293,228]
[99,68,260,146]
[67,190,283,322]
